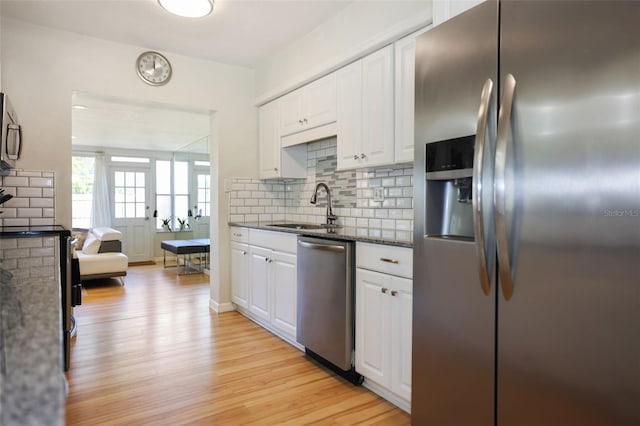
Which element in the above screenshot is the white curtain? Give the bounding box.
[91,154,112,228]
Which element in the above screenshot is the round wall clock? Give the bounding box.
[136,51,172,86]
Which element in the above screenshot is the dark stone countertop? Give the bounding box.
[228,221,413,248]
[0,232,65,426]
[0,225,70,238]
[0,273,64,426]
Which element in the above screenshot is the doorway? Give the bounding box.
[71,92,212,264]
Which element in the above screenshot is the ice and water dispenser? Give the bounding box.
[424,135,475,240]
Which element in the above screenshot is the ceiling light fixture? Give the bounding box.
[72,105,87,110]
[158,0,214,18]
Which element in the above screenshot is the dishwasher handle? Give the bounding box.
[298,240,345,253]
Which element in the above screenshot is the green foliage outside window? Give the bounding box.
[72,156,95,194]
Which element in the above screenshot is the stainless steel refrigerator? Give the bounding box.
[412,1,640,424]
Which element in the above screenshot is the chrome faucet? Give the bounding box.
[310,182,337,225]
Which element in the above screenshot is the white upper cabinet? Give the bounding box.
[279,90,306,137]
[432,0,486,26]
[394,27,429,164]
[337,45,394,170]
[258,101,306,180]
[260,26,432,176]
[259,101,280,179]
[336,60,363,170]
[279,72,337,137]
[305,74,337,129]
[361,45,395,167]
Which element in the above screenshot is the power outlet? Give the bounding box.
[373,187,385,202]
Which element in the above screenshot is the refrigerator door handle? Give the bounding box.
[473,78,494,296]
[495,73,516,300]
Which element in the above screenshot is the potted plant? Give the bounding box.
[161,217,172,232]
[177,218,190,232]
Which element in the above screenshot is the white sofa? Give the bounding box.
[75,227,129,285]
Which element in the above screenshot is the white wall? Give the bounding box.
[254,0,432,103]
[0,4,3,91]
[0,1,3,92]
[1,17,258,310]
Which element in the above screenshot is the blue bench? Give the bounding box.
[160,239,210,274]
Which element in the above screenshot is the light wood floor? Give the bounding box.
[65,264,411,425]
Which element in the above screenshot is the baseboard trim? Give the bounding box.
[234,306,304,351]
[362,379,411,413]
[209,299,235,313]
[129,260,156,266]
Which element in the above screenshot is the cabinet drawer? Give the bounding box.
[356,243,413,279]
[249,229,297,253]
[230,227,249,243]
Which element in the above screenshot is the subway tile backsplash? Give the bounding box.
[228,138,414,240]
[0,170,56,227]
[0,236,58,279]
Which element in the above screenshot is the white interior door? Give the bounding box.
[111,166,152,262]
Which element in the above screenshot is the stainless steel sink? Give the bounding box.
[267,223,341,230]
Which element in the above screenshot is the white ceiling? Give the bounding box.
[1,0,355,68]
[2,0,356,152]
[71,93,211,153]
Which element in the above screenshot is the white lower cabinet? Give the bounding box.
[356,243,413,411]
[390,276,413,402]
[230,241,249,309]
[230,228,298,345]
[270,251,297,337]
[249,245,272,323]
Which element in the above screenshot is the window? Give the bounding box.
[174,161,189,220]
[196,174,210,217]
[156,160,172,229]
[155,160,191,230]
[111,156,150,163]
[114,171,146,218]
[71,156,95,228]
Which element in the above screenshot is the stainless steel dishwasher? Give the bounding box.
[296,235,362,384]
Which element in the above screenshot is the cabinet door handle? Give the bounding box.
[381,287,388,294]
[360,153,367,159]
[268,259,273,263]
[265,257,269,262]
[298,119,304,125]
[379,258,399,264]
[242,251,247,255]
[391,290,398,296]
[274,167,278,172]
[233,233,243,237]
[303,118,308,124]
[353,154,360,160]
